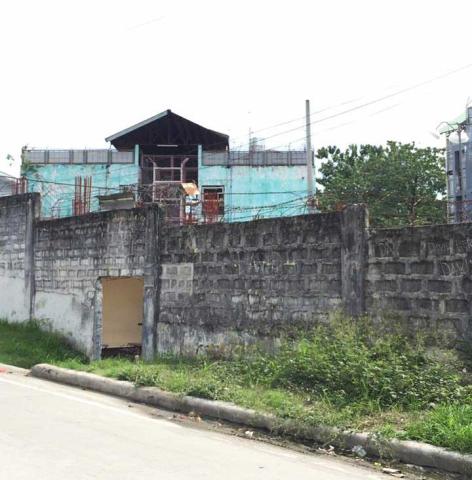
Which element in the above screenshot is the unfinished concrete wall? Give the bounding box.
[367,223,472,343]
[157,211,352,354]
[3,193,472,358]
[33,207,160,358]
[159,207,472,353]
[0,194,39,321]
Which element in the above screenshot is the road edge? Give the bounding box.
[30,363,472,476]
[0,363,29,374]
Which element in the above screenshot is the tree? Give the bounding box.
[316,142,446,227]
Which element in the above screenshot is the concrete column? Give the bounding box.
[25,193,41,319]
[340,204,368,316]
[133,144,140,165]
[142,205,162,360]
[91,279,103,361]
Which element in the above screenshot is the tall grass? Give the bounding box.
[406,405,472,453]
[0,320,84,368]
[59,317,472,440]
[5,316,472,453]
[233,318,469,409]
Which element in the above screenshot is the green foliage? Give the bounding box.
[9,315,470,453]
[57,317,472,439]
[0,319,85,368]
[406,405,472,453]
[2,147,38,176]
[5,154,15,168]
[276,322,465,408]
[317,142,446,227]
[20,149,38,176]
[224,318,469,409]
[20,160,38,176]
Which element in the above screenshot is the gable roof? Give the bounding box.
[105,109,229,150]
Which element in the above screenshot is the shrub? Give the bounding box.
[230,317,470,409]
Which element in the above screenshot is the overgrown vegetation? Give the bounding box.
[58,317,472,452]
[0,320,84,368]
[3,317,472,453]
[404,404,472,454]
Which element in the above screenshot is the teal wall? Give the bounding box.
[198,151,315,222]
[28,162,140,218]
[28,144,314,222]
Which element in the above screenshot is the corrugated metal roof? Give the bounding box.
[439,111,468,134]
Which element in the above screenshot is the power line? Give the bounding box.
[26,177,123,192]
[20,61,462,180]
[11,62,469,208]
[227,95,366,145]
[22,175,314,198]
[223,62,472,151]
[7,167,310,197]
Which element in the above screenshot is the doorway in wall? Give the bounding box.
[101,277,144,357]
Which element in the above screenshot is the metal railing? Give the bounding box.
[23,149,134,165]
[202,150,309,166]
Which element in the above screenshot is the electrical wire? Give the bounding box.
[226,95,367,145]
[201,61,472,151]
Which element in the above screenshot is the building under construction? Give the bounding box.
[441,106,472,223]
[22,110,314,223]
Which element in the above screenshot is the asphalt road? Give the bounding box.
[0,368,387,480]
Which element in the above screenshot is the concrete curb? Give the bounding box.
[31,363,472,477]
[0,363,29,374]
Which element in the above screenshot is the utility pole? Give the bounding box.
[305,99,314,211]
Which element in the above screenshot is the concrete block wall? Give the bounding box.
[157,211,357,355]
[33,208,153,357]
[2,194,472,358]
[0,194,39,321]
[367,224,472,343]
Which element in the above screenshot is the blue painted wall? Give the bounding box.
[28,145,314,222]
[198,151,315,222]
[28,163,140,218]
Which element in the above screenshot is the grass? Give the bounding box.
[59,355,372,428]
[57,317,472,452]
[0,320,84,368]
[3,316,472,453]
[406,405,472,453]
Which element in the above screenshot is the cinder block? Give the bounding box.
[428,280,452,293]
[401,279,422,292]
[410,261,434,275]
[399,240,421,257]
[446,299,469,314]
[384,262,406,274]
[376,279,399,292]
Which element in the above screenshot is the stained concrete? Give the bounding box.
[3,193,472,359]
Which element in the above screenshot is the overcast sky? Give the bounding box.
[1,0,472,176]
